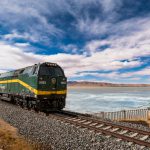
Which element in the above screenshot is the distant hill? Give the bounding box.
[68,81,150,87]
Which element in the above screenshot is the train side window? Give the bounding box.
[32,66,38,75]
[19,69,25,74]
[23,67,33,75]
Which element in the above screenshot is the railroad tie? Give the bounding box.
[78,120,87,123]
[103,126,111,130]
[89,123,98,126]
[95,124,104,128]
[119,130,128,135]
[72,118,81,121]
[140,135,149,141]
[65,117,72,120]
[111,128,119,132]
[129,133,138,138]
[83,121,92,125]
[67,117,76,120]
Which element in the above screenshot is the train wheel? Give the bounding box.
[34,104,39,113]
[22,98,28,109]
[14,98,19,106]
[28,101,32,110]
[11,96,16,104]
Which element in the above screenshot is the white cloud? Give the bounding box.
[83,17,150,66]
[85,40,109,54]
[60,44,78,54]
[77,66,150,81]
[121,67,150,77]
[14,42,30,47]
[0,0,123,41]
[0,41,142,78]
[77,18,110,36]
[0,36,149,83]
[0,42,83,77]
[3,31,37,42]
[75,0,123,36]
[0,0,63,44]
[136,68,150,76]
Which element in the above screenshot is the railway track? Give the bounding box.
[49,110,150,148]
[1,99,150,148]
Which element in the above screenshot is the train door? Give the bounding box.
[13,70,22,94]
[7,72,14,94]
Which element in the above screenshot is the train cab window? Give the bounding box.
[32,66,38,75]
[39,66,64,76]
[39,66,54,76]
[55,67,64,76]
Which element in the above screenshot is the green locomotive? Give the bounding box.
[0,62,67,111]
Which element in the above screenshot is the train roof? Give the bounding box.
[0,62,59,77]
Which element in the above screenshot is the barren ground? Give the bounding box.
[0,119,40,150]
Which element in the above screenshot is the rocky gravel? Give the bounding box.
[93,115,150,132]
[114,121,150,131]
[0,100,150,150]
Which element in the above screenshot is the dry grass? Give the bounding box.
[0,119,41,150]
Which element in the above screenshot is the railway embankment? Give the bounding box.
[0,101,150,150]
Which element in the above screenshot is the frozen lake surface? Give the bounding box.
[65,87,150,113]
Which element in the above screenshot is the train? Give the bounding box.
[0,62,67,111]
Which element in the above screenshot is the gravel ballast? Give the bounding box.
[0,101,150,150]
[93,115,150,132]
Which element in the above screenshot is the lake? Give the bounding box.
[65,87,150,113]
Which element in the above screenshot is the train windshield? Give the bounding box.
[39,66,64,76]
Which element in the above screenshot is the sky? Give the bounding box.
[0,0,150,83]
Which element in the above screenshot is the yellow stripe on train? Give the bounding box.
[0,79,67,95]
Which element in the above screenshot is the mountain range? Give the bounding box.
[68,81,150,87]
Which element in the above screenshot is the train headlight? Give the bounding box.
[51,78,56,84]
[61,81,66,84]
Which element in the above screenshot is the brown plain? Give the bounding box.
[0,119,36,150]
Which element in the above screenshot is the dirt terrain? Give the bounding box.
[0,119,36,150]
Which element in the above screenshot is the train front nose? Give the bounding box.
[38,76,67,93]
[36,63,67,110]
[37,76,67,110]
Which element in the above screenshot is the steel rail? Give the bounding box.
[49,113,150,147]
[58,110,150,136]
[79,116,150,136]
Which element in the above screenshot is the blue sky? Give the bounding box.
[0,0,150,83]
